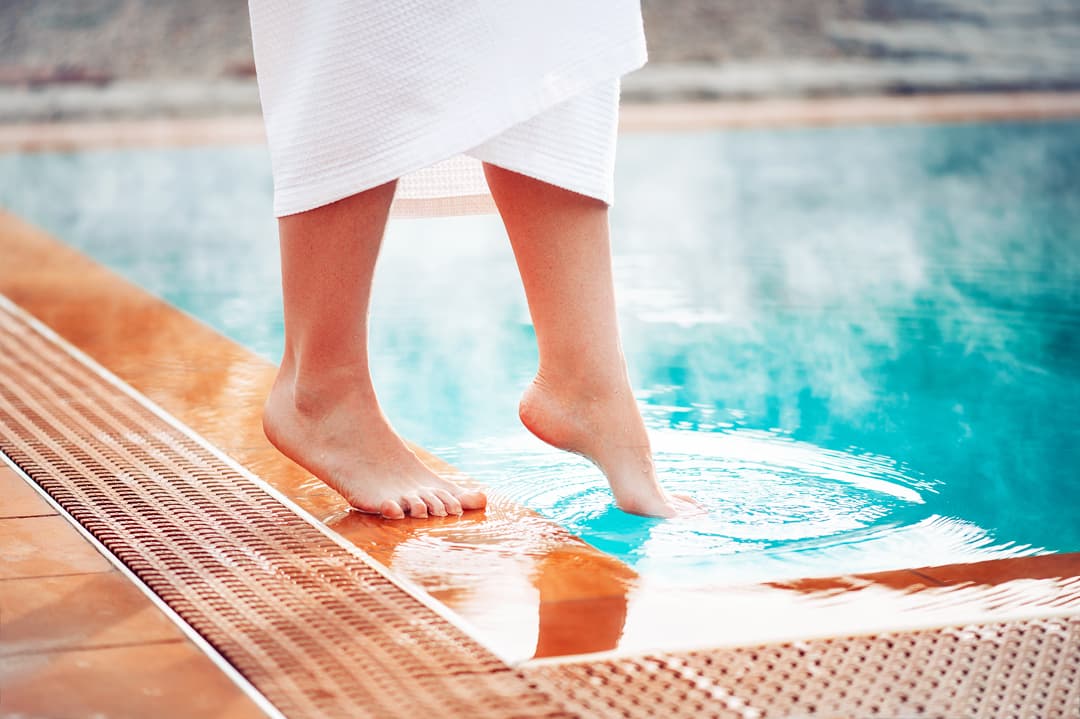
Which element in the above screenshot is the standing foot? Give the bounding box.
[262,365,487,519]
[518,374,700,518]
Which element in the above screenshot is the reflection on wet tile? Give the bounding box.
[0,572,183,656]
[767,569,939,596]
[534,596,630,658]
[0,642,268,719]
[0,466,55,518]
[916,553,1080,586]
[0,515,112,579]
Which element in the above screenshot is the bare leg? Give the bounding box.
[262,182,487,519]
[483,165,696,517]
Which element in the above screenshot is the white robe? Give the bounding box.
[247,2,647,217]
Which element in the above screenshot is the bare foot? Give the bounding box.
[263,365,487,519]
[518,373,700,518]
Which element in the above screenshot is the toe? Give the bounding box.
[379,499,406,520]
[669,493,708,515]
[433,488,462,515]
[419,489,447,517]
[454,488,487,511]
[404,494,428,518]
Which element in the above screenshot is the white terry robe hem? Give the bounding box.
[390,76,621,219]
[268,36,643,217]
[250,0,648,220]
[466,79,621,208]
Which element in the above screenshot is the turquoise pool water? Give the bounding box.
[3,119,1078,585]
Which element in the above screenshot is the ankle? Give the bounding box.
[533,364,633,404]
[274,358,376,418]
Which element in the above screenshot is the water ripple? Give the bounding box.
[435,427,1039,585]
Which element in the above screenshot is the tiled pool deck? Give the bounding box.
[2,94,1079,718]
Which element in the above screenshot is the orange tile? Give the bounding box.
[0,642,269,719]
[534,595,630,659]
[531,545,638,604]
[767,568,940,595]
[1,572,184,656]
[0,515,113,579]
[0,466,56,518]
[914,553,1080,586]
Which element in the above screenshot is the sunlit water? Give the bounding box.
[3,119,1078,585]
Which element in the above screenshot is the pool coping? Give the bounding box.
[2,90,1079,155]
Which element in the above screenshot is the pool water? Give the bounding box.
[3,119,1078,586]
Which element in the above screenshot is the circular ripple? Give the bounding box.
[435,427,1036,585]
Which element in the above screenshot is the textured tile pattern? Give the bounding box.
[526,616,1080,719]
[0,297,566,718]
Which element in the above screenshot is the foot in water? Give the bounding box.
[262,364,487,519]
[518,372,701,518]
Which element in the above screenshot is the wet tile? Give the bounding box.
[531,545,638,604]
[0,642,269,719]
[766,568,939,596]
[915,553,1080,586]
[534,595,631,659]
[0,572,184,656]
[0,515,113,579]
[0,466,55,518]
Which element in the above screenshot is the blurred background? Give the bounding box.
[2,0,1080,120]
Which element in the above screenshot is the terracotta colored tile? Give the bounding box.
[0,515,112,579]
[0,466,55,518]
[0,572,184,656]
[767,568,940,595]
[534,595,630,659]
[531,545,638,604]
[0,642,268,719]
[914,552,1080,586]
